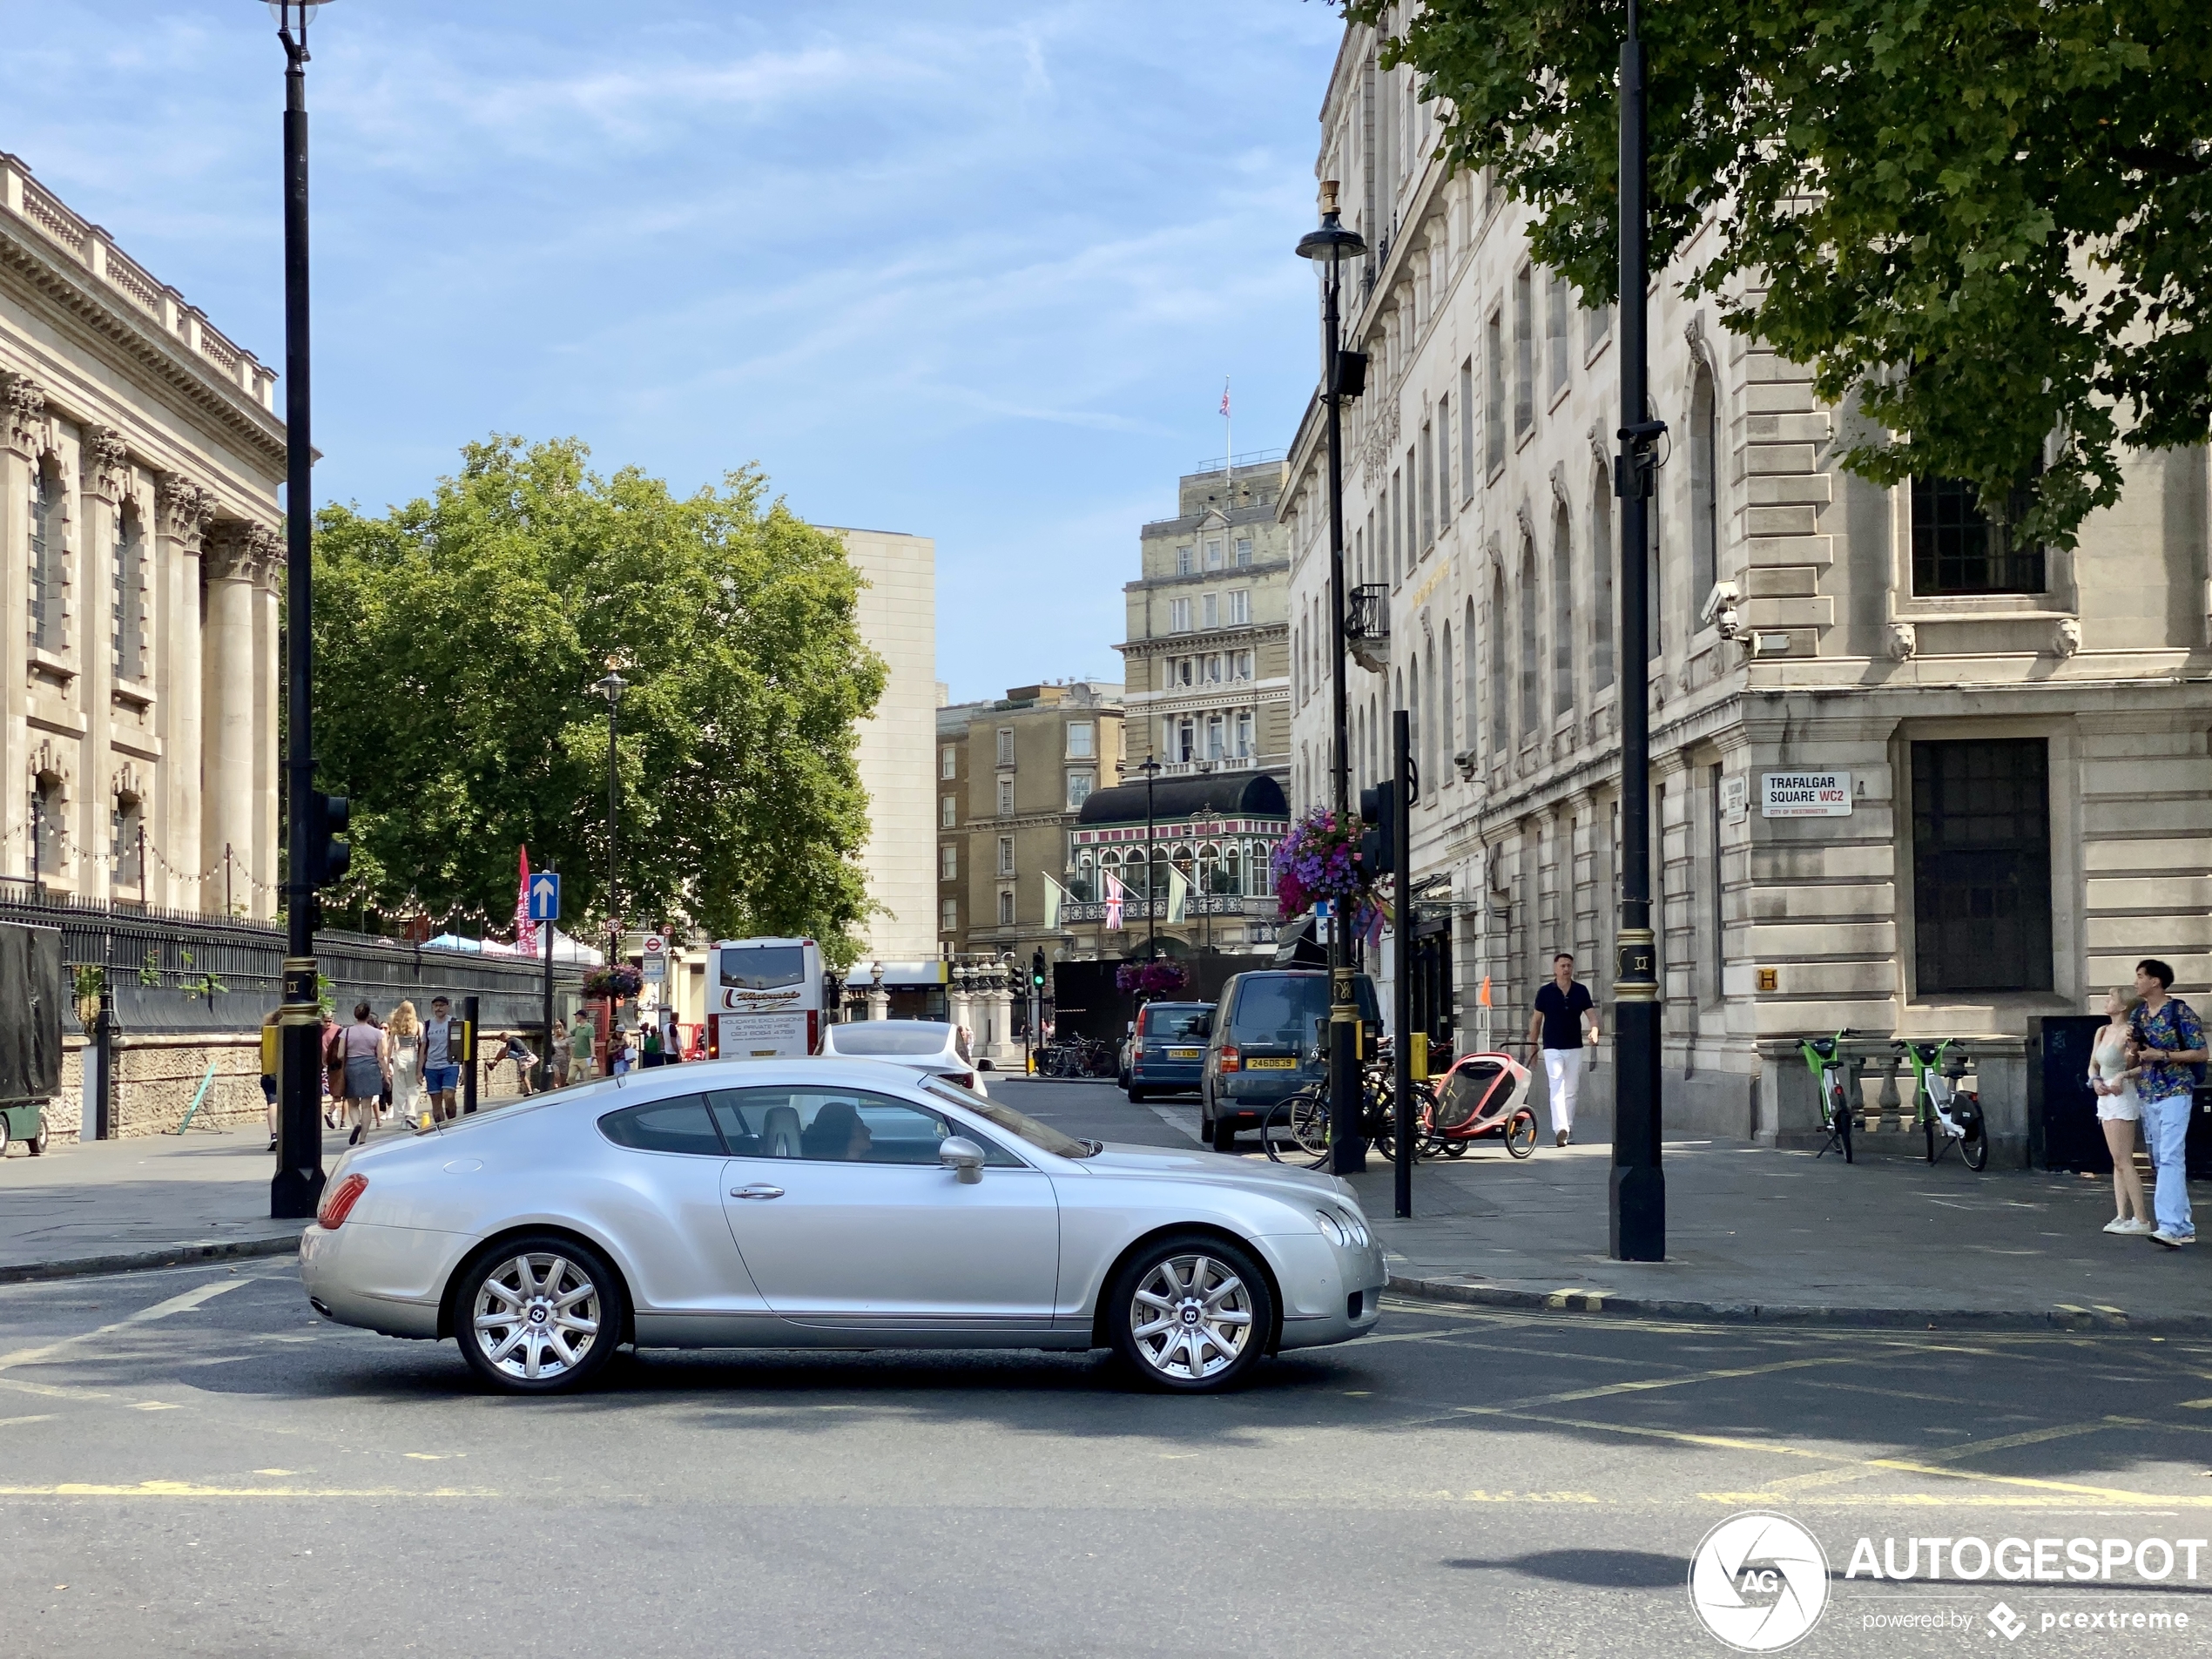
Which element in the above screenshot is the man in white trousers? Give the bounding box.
[1524,954,1599,1147]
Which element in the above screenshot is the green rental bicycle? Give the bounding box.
[1897,1038,1988,1171]
[1796,1028,1858,1163]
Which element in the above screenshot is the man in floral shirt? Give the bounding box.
[2130,960,2209,1249]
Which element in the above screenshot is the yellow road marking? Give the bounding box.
[0,1414,56,1428]
[1702,1492,2212,1509]
[0,1481,495,1499]
[1459,1354,1845,1417]
[0,1280,244,1375]
[1760,1417,2122,1496]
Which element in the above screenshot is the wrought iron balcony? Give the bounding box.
[1345,583,1390,675]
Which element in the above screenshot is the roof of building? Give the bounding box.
[1076,772,1288,825]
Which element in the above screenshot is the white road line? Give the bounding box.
[0,1280,246,1376]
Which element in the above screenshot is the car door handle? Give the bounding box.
[730,1184,786,1200]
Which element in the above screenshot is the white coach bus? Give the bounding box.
[706,937,826,1059]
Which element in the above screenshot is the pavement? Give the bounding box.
[8,1079,2206,1337]
[1000,1080,2212,1334]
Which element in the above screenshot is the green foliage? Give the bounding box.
[1357,0,2212,547]
[311,436,885,968]
[72,964,105,1001]
[138,949,161,988]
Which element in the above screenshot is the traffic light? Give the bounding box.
[303,790,350,887]
[1030,948,1047,992]
[1358,785,1396,877]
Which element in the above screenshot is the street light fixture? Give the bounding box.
[267,0,336,1220]
[592,671,627,970]
[1611,0,1667,1260]
[1296,180,1368,1176]
[1132,753,1163,961]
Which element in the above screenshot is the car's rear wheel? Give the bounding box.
[1109,1234,1273,1393]
[454,1235,625,1395]
[1127,1086,1147,1103]
[1210,1102,1237,1152]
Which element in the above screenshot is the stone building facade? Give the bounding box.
[2,153,285,915]
[1281,24,2212,1155]
[836,527,937,961]
[936,681,1123,972]
[1120,458,1295,786]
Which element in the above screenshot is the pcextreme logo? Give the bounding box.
[1689,1512,1831,1652]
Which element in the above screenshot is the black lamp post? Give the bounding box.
[1297,181,1369,1176]
[593,671,627,968]
[1611,0,1667,1260]
[268,0,333,1221]
[1133,753,1163,961]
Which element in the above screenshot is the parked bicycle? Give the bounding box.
[1897,1037,1988,1170]
[1037,1036,1115,1080]
[1797,1027,1858,1163]
[1260,1037,1442,1167]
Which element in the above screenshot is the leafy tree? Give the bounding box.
[311,436,885,967]
[1355,0,2212,546]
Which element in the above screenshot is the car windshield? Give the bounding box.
[921,1077,1096,1158]
[720,946,806,990]
[832,1022,954,1057]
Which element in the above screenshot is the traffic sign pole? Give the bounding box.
[534,872,560,1092]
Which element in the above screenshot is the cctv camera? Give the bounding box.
[1700,580,1742,638]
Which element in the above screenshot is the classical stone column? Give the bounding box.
[78,428,130,900]
[0,374,45,878]
[155,474,211,910]
[253,551,281,918]
[202,519,274,916]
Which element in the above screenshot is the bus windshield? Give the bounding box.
[720,947,807,991]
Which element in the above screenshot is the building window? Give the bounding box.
[1593,483,1615,692]
[1488,573,1509,753]
[1231,650,1253,681]
[1200,592,1218,629]
[1066,772,1093,811]
[1177,718,1196,763]
[997,888,1015,927]
[1175,545,1194,576]
[1462,597,1480,762]
[941,843,958,880]
[1689,362,1719,624]
[1459,358,1476,501]
[941,899,959,933]
[1912,738,2054,994]
[1551,502,1575,718]
[1170,597,1193,633]
[1512,266,1534,435]
[997,835,1015,877]
[1546,271,1570,394]
[997,778,1015,815]
[114,507,145,680]
[1205,538,1224,570]
[1419,419,1435,549]
[112,793,144,892]
[941,794,957,828]
[1518,539,1541,740]
[1485,312,1507,473]
[30,460,64,653]
[1436,393,1453,532]
[995,727,1015,767]
[1226,590,1250,626]
[1232,537,1251,567]
[30,773,63,880]
[941,745,957,779]
[1588,300,1612,352]
[1234,711,1254,758]
[1910,477,2046,595]
[1066,720,1095,759]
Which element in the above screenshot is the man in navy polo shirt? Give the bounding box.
[1525,953,1599,1148]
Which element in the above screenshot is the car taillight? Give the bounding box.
[808,1009,820,1054]
[318,1173,368,1229]
[953,1071,975,1089]
[1219,1045,1240,1073]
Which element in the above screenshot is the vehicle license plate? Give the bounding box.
[1169,1048,1202,1060]
[1246,1057,1297,1069]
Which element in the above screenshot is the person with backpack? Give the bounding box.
[2129,959,2209,1249]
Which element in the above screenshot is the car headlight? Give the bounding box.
[1313,1209,1347,1247]
[1344,1211,1371,1247]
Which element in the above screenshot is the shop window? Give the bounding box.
[1912,738,2054,993]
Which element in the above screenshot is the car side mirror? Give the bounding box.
[939,1136,985,1184]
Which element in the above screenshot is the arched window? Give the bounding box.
[1592,481,1615,691]
[1462,597,1480,769]
[1406,660,1421,786]
[1518,538,1540,742]
[30,772,64,881]
[112,791,145,893]
[1689,361,1719,627]
[115,505,146,680]
[1439,621,1456,773]
[1551,502,1575,718]
[1488,570,1509,752]
[1422,647,1438,788]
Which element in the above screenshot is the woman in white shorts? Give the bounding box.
[2089,986,2151,1235]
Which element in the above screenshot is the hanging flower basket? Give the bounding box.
[581,964,644,1000]
[1116,960,1189,998]
[1271,807,1379,925]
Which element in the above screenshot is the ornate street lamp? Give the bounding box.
[1296,181,1369,1175]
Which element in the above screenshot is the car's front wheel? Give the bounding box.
[453,1235,625,1395]
[1109,1234,1273,1393]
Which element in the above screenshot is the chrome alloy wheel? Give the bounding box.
[1129,1254,1254,1381]
[471,1253,602,1383]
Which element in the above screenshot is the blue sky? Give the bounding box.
[5,1,1344,702]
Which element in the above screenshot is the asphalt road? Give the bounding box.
[5,1078,2212,1656]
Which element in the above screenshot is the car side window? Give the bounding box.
[598,1097,725,1157]
[707,1086,1021,1166]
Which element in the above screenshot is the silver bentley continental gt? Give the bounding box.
[298,1056,1385,1395]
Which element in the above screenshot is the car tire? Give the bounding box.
[1108,1232,1274,1393]
[1211,1109,1238,1153]
[26,1111,48,1157]
[1127,1087,1147,1103]
[452,1234,626,1396]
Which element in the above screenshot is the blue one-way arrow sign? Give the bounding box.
[527,873,561,921]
